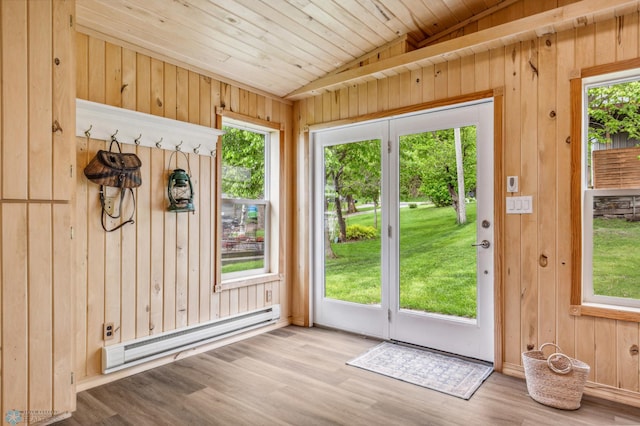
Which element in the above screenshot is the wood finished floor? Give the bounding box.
[59,326,640,425]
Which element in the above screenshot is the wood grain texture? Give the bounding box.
[75,135,89,380]
[53,203,74,412]
[149,148,165,334]
[73,36,290,388]
[2,0,28,199]
[187,152,201,326]
[286,0,637,99]
[0,1,636,418]
[570,76,583,308]
[555,28,576,358]
[294,10,640,407]
[119,153,137,345]
[73,0,578,98]
[29,0,53,200]
[617,320,640,392]
[28,204,53,412]
[104,40,124,346]
[503,43,522,365]
[595,318,617,386]
[60,326,640,425]
[616,13,639,60]
[536,33,557,347]
[493,92,505,372]
[519,38,539,354]
[2,205,29,416]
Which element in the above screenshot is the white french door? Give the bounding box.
[312,100,495,362]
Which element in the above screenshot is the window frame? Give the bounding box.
[219,115,281,282]
[571,57,640,322]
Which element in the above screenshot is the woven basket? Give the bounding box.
[522,343,590,410]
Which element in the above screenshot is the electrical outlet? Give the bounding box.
[266,289,272,303]
[103,322,115,340]
[103,196,116,215]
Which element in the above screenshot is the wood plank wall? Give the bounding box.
[293,7,640,404]
[74,33,292,387]
[0,0,76,422]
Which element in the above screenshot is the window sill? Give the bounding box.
[217,273,282,292]
[570,303,640,322]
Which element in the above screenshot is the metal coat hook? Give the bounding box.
[193,144,201,154]
[134,134,142,145]
[155,137,163,149]
[210,148,216,157]
[84,124,93,138]
[111,129,119,138]
[176,141,183,151]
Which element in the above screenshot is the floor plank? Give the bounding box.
[59,326,640,425]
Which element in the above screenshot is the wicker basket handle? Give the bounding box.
[539,342,562,354]
[539,343,573,375]
[547,353,573,374]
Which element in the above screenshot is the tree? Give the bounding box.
[454,127,467,224]
[324,140,381,243]
[398,145,424,201]
[340,141,381,228]
[588,81,640,144]
[401,127,476,218]
[221,126,265,199]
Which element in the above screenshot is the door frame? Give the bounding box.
[310,120,389,338]
[388,101,495,362]
[307,90,504,370]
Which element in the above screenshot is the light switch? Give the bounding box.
[506,195,533,214]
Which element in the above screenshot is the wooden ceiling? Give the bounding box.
[76,0,520,98]
[76,0,640,100]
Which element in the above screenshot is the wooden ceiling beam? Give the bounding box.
[285,0,640,100]
[417,0,522,47]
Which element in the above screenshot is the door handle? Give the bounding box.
[472,240,490,249]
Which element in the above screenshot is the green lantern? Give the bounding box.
[167,151,195,213]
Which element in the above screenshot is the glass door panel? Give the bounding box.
[313,121,388,338]
[323,140,382,304]
[389,101,494,362]
[398,126,478,319]
[313,100,494,361]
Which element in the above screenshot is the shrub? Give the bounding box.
[346,224,377,241]
[408,203,418,209]
[424,186,452,207]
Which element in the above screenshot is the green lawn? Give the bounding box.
[325,203,477,318]
[398,204,477,317]
[223,210,640,311]
[222,259,263,274]
[593,217,640,299]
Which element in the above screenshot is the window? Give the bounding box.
[220,118,279,279]
[572,59,640,319]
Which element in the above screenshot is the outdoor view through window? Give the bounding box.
[584,74,640,308]
[221,125,267,276]
[322,126,479,318]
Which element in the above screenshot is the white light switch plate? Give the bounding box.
[506,195,533,214]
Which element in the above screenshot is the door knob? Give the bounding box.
[472,240,490,249]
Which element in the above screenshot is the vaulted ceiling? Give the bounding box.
[75,0,527,99]
[79,0,640,101]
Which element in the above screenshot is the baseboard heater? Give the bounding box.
[102,304,280,374]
